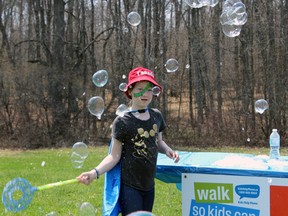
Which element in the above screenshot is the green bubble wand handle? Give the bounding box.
[37,178,78,191]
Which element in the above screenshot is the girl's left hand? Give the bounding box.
[166,149,180,163]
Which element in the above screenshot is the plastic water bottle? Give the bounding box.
[269,129,280,159]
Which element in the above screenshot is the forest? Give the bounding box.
[0,0,287,149]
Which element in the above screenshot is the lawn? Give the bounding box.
[0,146,286,215]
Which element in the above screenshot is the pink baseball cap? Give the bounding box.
[124,67,162,99]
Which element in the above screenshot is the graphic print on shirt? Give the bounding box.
[132,124,158,159]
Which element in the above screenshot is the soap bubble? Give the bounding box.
[220,0,247,37]
[127,12,141,26]
[116,104,129,117]
[79,202,95,216]
[46,212,58,216]
[234,12,248,26]
[72,142,89,158]
[152,86,161,96]
[222,24,242,37]
[185,0,203,8]
[124,27,129,33]
[220,9,234,25]
[224,0,243,8]
[210,0,219,7]
[92,70,108,87]
[185,0,219,8]
[41,161,46,167]
[127,211,155,216]
[233,2,247,15]
[255,99,268,114]
[220,3,247,26]
[165,58,179,72]
[71,152,84,168]
[71,142,89,169]
[88,96,105,119]
[200,0,212,7]
[119,83,128,92]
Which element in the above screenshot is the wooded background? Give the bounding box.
[0,0,287,149]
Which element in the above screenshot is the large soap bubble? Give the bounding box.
[79,202,95,216]
[127,12,141,26]
[220,0,247,37]
[255,99,269,114]
[165,58,179,73]
[71,142,89,169]
[88,96,105,119]
[92,70,108,87]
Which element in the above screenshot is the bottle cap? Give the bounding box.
[272,129,277,132]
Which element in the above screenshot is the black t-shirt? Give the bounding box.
[112,108,166,191]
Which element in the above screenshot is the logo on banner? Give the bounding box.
[190,182,260,216]
[235,184,260,206]
[194,183,233,203]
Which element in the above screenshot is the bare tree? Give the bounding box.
[0,0,287,148]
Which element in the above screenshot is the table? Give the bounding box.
[156,151,288,216]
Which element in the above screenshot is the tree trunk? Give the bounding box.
[48,0,67,144]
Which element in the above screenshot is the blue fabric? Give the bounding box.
[102,141,121,216]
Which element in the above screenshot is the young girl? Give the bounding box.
[77,67,180,215]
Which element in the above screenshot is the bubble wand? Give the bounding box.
[2,177,78,212]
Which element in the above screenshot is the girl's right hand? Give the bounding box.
[77,170,97,185]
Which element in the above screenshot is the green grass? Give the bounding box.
[1,146,286,215]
